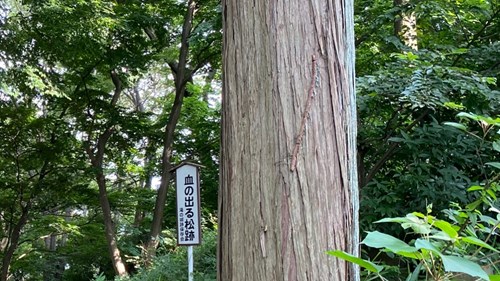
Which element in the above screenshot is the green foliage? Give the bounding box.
[332,113,500,280]
[357,0,500,238]
[120,229,217,281]
[0,0,221,278]
[330,197,500,280]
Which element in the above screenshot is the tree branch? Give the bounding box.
[363,108,431,186]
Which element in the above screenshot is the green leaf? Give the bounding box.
[489,275,500,281]
[388,137,406,143]
[433,220,458,239]
[486,162,500,170]
[415,239,442,256]
[468,186,484,192]
[467,199,482,211]
[400,213,432,234]
[440,255,489,280]
[375,217,410,224]
[457,112,479,120]
[462,236,499,252]
[443,122,467,131]
[326,250,384,273]
[450,48,468,54]
[486,189,497,200]
[406,262,422,281]
[362,231,419,258]
[428,232,454,241]
[493,141,500,153]
[443,102,465,110]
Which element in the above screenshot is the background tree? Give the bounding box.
[0,0,221,278]
[218,0,358,280]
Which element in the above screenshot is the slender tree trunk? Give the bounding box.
[218,0,359,280]
[145,0,196,261]
[96,173,128,276]
[133,172,152,227]
[0,212,8,254]
[394,0,418,50]
[126,85,152,227]
[0,204,30,281]
[87,141,128,277]
[84,71,128,277]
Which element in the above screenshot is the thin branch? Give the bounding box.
[364,108,431,185]
[451,7,500,66]
[110,70,122,106]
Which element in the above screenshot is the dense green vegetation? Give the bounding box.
[0,0,498,280]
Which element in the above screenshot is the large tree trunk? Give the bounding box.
[218,0,359,280]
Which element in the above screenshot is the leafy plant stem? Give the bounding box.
[472,221,500,259]
[442,217,470,254]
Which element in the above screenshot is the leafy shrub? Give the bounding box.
[330,187,500,280]
[331,113,500,280]
[119,229,217,281]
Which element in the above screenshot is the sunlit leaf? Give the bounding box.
[433,220,458,239]
[443,122,467,131]
[326,250,384,273]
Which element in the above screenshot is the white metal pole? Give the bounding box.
[188,245,194,281]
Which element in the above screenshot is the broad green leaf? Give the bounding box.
[326,250,383,273]
[457,112,479,120]
[433,220,458,239]
[362,231,419,258]
[429,232,454,241]
[400,214,432,234]
[486,162,500,170]
[415,239,441,254]
[485,77,497,85]
[412,212,427,219]
[489,275,500,281]
[443,122,467,131]
[462,236,499,252]
[480,215,499,226]
[467,199,482,211]
[468,186,484,192]
[493,141,500,153]
[440,255,489,280]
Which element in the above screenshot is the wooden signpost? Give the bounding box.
[174,161,203,281]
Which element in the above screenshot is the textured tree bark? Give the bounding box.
[218,0,359,280]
